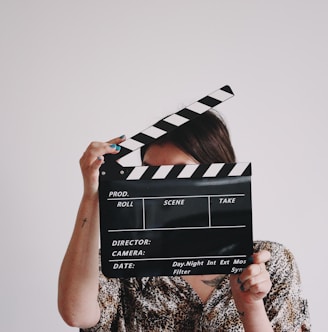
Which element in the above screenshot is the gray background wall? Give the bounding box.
[1,1,326,330]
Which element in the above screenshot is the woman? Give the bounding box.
[58,110,310,331]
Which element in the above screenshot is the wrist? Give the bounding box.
[82,191,99,203]
[235,300,273,331]
[235,299,265,316]
[236,300,266,320]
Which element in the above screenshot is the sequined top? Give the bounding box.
[82,241,310,331]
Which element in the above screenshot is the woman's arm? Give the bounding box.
[58,137,125,328]
[230,250,274,332]
[58,194,101,328]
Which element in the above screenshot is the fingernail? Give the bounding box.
[97,156,103,161]
[110,144,121,151]
[237,277,242,284]
[119,134,125,139]
[240,284,245,292]
[247,256,254,264]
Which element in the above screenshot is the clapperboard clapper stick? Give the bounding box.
[98,86,253,278]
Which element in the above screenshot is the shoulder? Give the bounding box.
[254,239,290,252]
[253,240,296,264]
[253,240,301,286]
[254,242,311,330]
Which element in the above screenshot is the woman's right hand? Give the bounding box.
[59,137,125,328]
[79,136,126,199]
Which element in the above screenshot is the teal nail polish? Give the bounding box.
[247,256,254,264]
[109,144,121,151]
[119,135,125,139]
[110,144,121,151]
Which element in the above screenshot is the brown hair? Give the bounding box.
[141,110,236,164]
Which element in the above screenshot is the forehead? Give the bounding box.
[143,143,198,166]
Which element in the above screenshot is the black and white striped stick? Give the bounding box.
[114,85,234,166]
[114,162,251,181]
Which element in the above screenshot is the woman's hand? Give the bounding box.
[79,136,125,199]
[58,135,126,328]
[230,251,274,331]
[230,250,272,305]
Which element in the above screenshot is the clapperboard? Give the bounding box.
[99,86,253,278]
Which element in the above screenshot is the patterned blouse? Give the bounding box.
[82,241,310,331]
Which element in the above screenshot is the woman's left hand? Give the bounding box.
[230,250,272,305]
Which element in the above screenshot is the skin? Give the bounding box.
[58,138,301,331]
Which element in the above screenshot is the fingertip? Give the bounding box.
[97,156,104,161]
[261,250,271,260]
[109,144,121,152]
[96,155,105,165]
[253,250,271,263]
[247,255,254,264]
